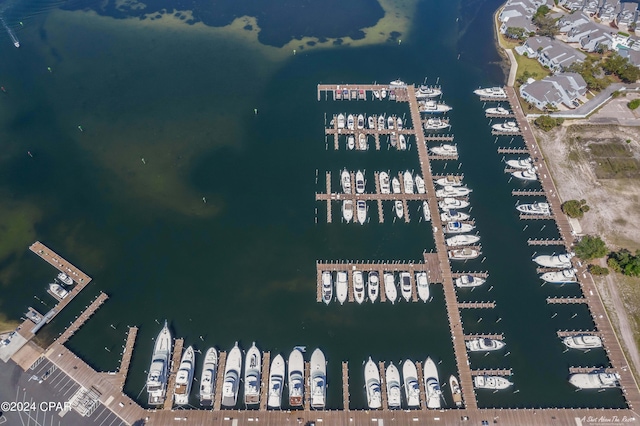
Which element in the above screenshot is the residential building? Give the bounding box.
[616,2,638,31]
[580,27,615,51]
[557,10,591,32]
[559,0,586,11]
[519,72,588,109]
[517,36,587,71]
[599,0,621,22]
[583,0,603,15]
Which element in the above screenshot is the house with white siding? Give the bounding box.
[599,0,621,22]
[520,73,588,109]
[616,2,638,31]
[558,11,592,33]
[516,36,587,71]
[559,0,586,11]
[583,0,603,15]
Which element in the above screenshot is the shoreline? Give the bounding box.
[492,2,517,87]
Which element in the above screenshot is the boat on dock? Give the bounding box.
[506,157,532,169]
[310,348,327,409]
[379,171,390,194]
[444,221,475,234]
[563,334,603,349]
[341,169,351,194]
[377,115,385,130]
[511,168,537,181]
[517,202,550,215]
[347,114,355,130]
[403,171,414,194]
[540,268,578,283]
[356,200,367,225]
[57,272,74,285]
[392,177,401,194]
[384,272,398,304]
[388,116,394,129]
[373,90,380,99]
[493,121,519,132]
[368,115,375,129]
[221,342,242,407]
[199,347,218,407]
[423,201,431,221]
[415,175,426,194]
[347,135,355,150]
[403,360,420,408]
[365,357,382,409]
[381,88,387,99]
[486,106,510,115]
[416,272,430,302]
[336,271,348,304]
[430,144,458,156]
[146,321,172,406]
[267,354,285,409]
[394,200,404,219]
[288,348,305,407]
[466,338,505,352]
[389,79,406,87]
[337,113,345,129]
[423,117,450,130]
[440,209,470,222]
[416,85,442,99]
[449,248,481,260]
[366,272,380,303]
[436,176,463,187]
[397,117,403,130]
[355,170,365,194]
[474,87,507,98]
[439,198,470,210]
[390,132,398,148]
[446,234,480,246]
[473,375,513,390]
[424,357,442,409]
[436,186,471,198]
[569,371,620,389]
[455,275,486,288]
[49,283,68,299]
[450,375,463,407]
[386,362,402,409]
[322,271,333,305]
[419,100,452,113]
[533,252,574,268]
[353,271,365,304]
[174,346,195,406]
[398,134,407,150]
[342,200,354,223]
[400,272,412,302]
[358,133,367,150]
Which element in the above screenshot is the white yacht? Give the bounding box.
[389,79,406,87]
[492,121,519,132]
[397,117,404,130]
[310,348,327,409]
[199,347,218,407]
[322,271,333,305]
[267,354,285,409]
[444,221,475,234]
[416,272,430,302]
[563,334,603,349]
[446,234,480,246]
[336,271,348,304]
[506,157,532,169]
[466,338,505,352]
[49,283,68,299]
[473,375,513,390]
[474,87,507,98]
[511,168,537,181]
[402,360,420,408]
[356,200,367,225]
[569,372,620,389]
[384,272,398,304]
[440,209,470,222]
[381,88,387,99]
[341,169,351,194]
[373,90,380,99]
[377,115,385,130]
[222,342,242,407]
[390,132,398,148]
[450,375,463,408]
[403,171,414,194]
[455,275,486,288]
[147,321,172,405]
[436,175,463,187]
[174,346,195,406]
[57,272,74,285]
[379,171,391,194]
[365,357,382,409]
[415,175,426,194]
[347,135,355,150]
[423,117,450,130]
[358,133,367,150]
[436,186,471,198]
[449,248,480,260]
[388,115,395,129]
[430,144,458,156]
[486,106,510,115]
[355,170,365,194]
[540,268,578,284]
[424,357,442,409]
[517,202,550,215]
[342,200,354,223]
[398,134,407,150]
[423,201,431,221]
[347,114,355,130]
[400,272,412,302]
[419,100,452,113]
[394,200,404,219]
[533,252,574,269]
[337,113,345,129]
[439,198,470,210]
[386,362,402,409]
[368,115,375,129]
[288,348,305,407]
[368,271,380,303]
[416,85,442,98]
[244,343,261,405]
[353,271,365,304]
[392,177,401,194]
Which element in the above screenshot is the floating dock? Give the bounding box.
[56,292,108,345]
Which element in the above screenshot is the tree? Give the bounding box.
[574,235,608,260]
[588,264,609,276]
[603,53,640,83]
[505,27,527,40]
[628,99,640,110]
[608,249,640,277]
[561,199,590,218]
[532,6,559,38]
[534,115,563,131]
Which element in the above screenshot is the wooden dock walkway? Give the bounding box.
[527,238,566,246]
[415,361,427,411]
[164,338,184,410]
[260,351,270,410]
[512,189,546,196]
[304,361,311,411]
[497,147,529,154]
[471,368,512,376]
[464,333,503,341]
[56,292,108,345]
[547,297,588,304]
[342,361,350,410]
[213,351,227,410]
[557,330,603,337]
[108,326,138,390]
[378,361,388,410]
[458,301,496,309]
[569,366,617,374]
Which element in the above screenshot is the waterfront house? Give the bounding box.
[517,36,587,71]
[616,2,638,31]
[557,11,592,33]
[599,0,622,23]
[519,72,588,110]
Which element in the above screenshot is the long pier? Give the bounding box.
[164,338,184,410]
[213,351,227,410]
[342,361,349,410]
[56,292,108,345]
[260,351,270,410]
[107,326,138,390]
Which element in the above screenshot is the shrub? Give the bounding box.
[534,115,563,131]
[561,199,590,218]
[628,99,640,110]
[575,235,608,260]
[588,264,609,276]
[608,249,640,277]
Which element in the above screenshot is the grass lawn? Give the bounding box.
[514,53,551,82]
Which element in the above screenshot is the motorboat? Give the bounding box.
[377,115,385,130]
[398,134,407,150]
[423,201,431,221]
[392,177,401,194]
[444,221,475,234]
[373,90,380,99]
[397,117,403,130]
[57,272,74,285]
[347,135,355,150]
[390,89,396,100]
[379,171,391,194]
[430,144,458,156]
[244,343,261,405]
[415,175,426,194]
[381,88,387,99]
[439,198,470,210]
[341,169,351,194]
[540,268,578,284]
[416,85,442,98]
[403,171,414,194]
[336,271,348,304]
[368,115,375,129]
[365,357,382,409]
[440,209,470,222]
[506,157,532,169]
[358,133,367,150]
[147,321,172,405]
[416,272,430,302]
[174,346,195,406]
[473,375,513,390]
[455,275,486,288]
[386,362,402,409]
[419,100,452,113]
[449,248,480,260]
[388,116,395,129]
[402,360,420,408]
[199,347,218,406]
[446,234,480,246]
[384,272,397,304]
[511,168,537,181]
[267,354,285,409]
[342,200,354,223]
[569,372,620,389]
[310,348,327,409]
[367,271,380,303]
[486,106,510,115]
[394,200,404,219]
[466,338,505,352]
[423,117,450,130]
[563,334,603,349]
[357,114,364,130]
[390,132,398,148]
[353,271,365,304]
[492,121,519,132]
[221,342,242,407]
[347,114,355,130]
[533,252,574,269]
[450,375,463,408]
[337,113,345,129]
[322,271,333,305]
[389,79,406,87]
[474,87,507,98]
[400,272,412,302]
[355,170,365,194]
[49,283,68,299]
[517,202,550,215]
[288,348,305,407]
[436,186,471,198]
[356,200,367,225]
[424,357,442,409]
[436,175,463,187]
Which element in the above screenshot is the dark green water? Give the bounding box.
[0,0,627,410]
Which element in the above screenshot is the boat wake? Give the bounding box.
[0,16,19,47]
